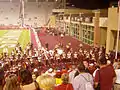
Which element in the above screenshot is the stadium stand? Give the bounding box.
[0,1,55,27]
[0,2,19,25]
[24,2,54,27]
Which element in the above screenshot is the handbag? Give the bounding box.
[95,70,100,90]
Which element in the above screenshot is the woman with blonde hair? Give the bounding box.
[54,73,74,90]
[36,74,55,90]
[4,74,21,90]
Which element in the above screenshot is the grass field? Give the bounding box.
[0,29,30,54]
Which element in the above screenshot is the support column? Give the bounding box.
[106,29,114,53]
[63,14,66,33]
[79,13,82,41]
[79,21,81,41]
[62,0,66,9]
[69,14,72,36]
[69,13,71,36]
[59,14,61,32]
[93,10,100,47]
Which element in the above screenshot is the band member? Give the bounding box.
[55,53,60,64]
[67,51,72,62]
[16,50,21,60]
[34,49,38,57]
[44,51,50,66]
[26,44,30,55]
[15,45,19,53]
[79,44,83,48]
[23,49,27,59]
[49,50,54,64]
[78,51,84,62]
[60,33,64,38]
[73,52,78,63]
[19,45,22,52]
[79,48,83,53]
[61,52,66,63]
[11,50,15,59]
[66,44,70,53]
[45,42,49,50]
[86,53,90,59]
[10,58,13,66]
[3,47,8,57]
[91,54,96,62]
[84,50,87,55]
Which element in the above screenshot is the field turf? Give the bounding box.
[0,29,30,54]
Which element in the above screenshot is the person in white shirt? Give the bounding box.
[72,62,94,90]
[114,62,120,90]
[69,65,77,83]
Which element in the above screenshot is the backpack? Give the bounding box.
[81,74,94,90]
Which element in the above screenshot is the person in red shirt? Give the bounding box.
[54,73,74,90]
[94,56,116,90]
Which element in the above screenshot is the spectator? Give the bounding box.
[3,74,21,90]
[113,59,119,69]
[69,65,77,83]
[114,62,120,90]
[94,56,116,90]
[19,69,37,90]
[83,59,90,73]
[36,74,55,90]
[55,73,74,90]
[32,68,39,81]
[72,61,94,90]
[0,66,4,90]
[55,70,62,85]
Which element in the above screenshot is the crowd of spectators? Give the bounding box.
[0,34,119,90]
